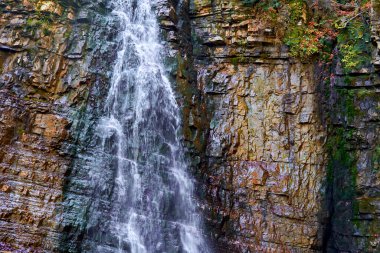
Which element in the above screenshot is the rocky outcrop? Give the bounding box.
[0,0,379,252]
[59,1,197,252]
[324,0,380,251]
[0,0,196,251]
[185,0,380,252]
[187,1,327,251]
[372,0,380,68]
[0,0,116,251]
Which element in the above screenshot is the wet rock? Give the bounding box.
[188,1,327,251]
[0,0,379,252]
[39,1,63,16]
[32,114,68,140]
[204,35,226,46]
[0,0,116,251]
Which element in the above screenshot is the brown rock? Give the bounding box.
[32,114,68,140]
[1,185,11,193]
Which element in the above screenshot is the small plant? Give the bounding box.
[337,18,372,72]
[253,0,372,61]
[24,13,53,37]
[258,0,281,11]
[284,22,321,58]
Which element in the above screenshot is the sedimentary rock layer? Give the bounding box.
[188,1,326,251]
[0,0,116,251]
[0,0,379,252]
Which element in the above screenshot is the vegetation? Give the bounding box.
[23,0,73,37]
[251,0,372,66]
[25,16,52,36]
[337,17,371,72]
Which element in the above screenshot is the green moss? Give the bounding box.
[343,75,355,86]
[258,0,281,11]
[373,146,380,171]
[25,18,41,35]
[325,90,362,228]
[64,29,71,38]
[43,27,52,36]
[25,13,54,37]
[326,126,357,202]
[230,56,246,70]
[335,89,363,124]
[255,0,325,59]
[337,19,372,73]
[357,198,379,214]
[254,0,372,62]
[357,89,372,99]
[16,126,25,136]
[374,0,380,13]
[284,24,320,58]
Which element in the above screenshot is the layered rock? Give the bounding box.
[187,1,327,251]
[324,0,380,251]
[372,0,380,67]
[0,0,379,252]
[0,0,196,251]
[0,0,116,251]
[58,1,198,252]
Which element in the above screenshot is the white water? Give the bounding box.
[86,1,210,252]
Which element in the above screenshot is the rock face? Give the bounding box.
[323,1,380,251]
[184,0,380,252]
[0,0,379,252]
[187,1,326,251]
[0,0,116,251]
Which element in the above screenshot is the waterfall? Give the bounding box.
[83,0,210,252]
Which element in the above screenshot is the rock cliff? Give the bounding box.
[0,0,117,251]
[185,0,380,252]
[0,0,379,252]
[188,1,326,251]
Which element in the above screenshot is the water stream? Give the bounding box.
[84,1,210,252]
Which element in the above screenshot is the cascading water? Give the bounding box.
[83,0,210,252]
